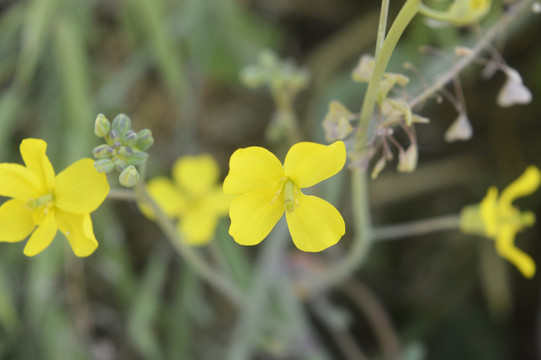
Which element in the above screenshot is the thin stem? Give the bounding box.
[375,0,390,57]
[372,214,461,242]
[107,188,137,201]
[134,181,245,307]
[357,0,420,147]
[226,219,289,360]
[409,0,535,109]
[341,279,401,358]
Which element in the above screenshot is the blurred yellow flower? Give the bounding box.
[143,155,233,245]
[0,139,110,257]
[223,141,346,252]
[420,0,491,26]
[460,166,540,278]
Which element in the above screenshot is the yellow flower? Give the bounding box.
[419,0,491,26]
[460,166,541,278]
[143,155,234,245]
[0,139,110,257]
[223,141,346,252]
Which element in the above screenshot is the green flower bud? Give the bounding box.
[94,159,115,173]
[119,165,139,187]
[112,114,131,135]
[240,66,266,88]
[126,150,149,166]
[109,129,120,142]
[92,144,111,159]
[122,130,138,147]
[136,129,154,151]
[259,49,278,69]
[118,146,133,157]
[94,114,110,137]
[114,159,127,172]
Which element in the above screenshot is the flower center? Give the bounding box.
[270,178,300,213]
[25,193,55,224]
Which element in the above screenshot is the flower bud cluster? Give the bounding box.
[240,49,310,100]
[93,113,154,187]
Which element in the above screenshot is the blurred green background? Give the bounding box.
[0,0,540,359]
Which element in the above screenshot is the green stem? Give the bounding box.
[372,214,460,242]
[417,3,452,23]
[226,219,289,360]
[107,188,137,201]
[134,182,245,308]
[375,0,390,57]
[357,0,420,147]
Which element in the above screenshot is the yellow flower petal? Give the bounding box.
[480,187,498,237]
[495,226,536,278]
[173,155,219,197]
[179,208,218,246]
[283,141,346,188]
[286,193,345,252]
[0,163,42,199]
[23,212,57,256]
[0,199,36,242]
[229,188,284,246]
[500,166,541,208]
[56,210,98,257]
[142,177,186,218]
[223,147,284,194]
[20,138,55,191]
[204,187,235,215]
[54,159,110,214]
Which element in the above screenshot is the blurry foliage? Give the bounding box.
[0,0,540,359]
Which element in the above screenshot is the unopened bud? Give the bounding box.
[126,150,149,166]
[259,49,278,69]
[240,66,266,88]
[371,157,387,179]
[119,165,139,187]
[136,129,154,151]
[118,146,133,157]
[94,114,110,137]
[114,159,127,172]
[92,144,110,159]
[94,159,115,173]
[109,129,120,142]
[123,130,138,147]
[397,143,418,173]
[112,114,131,135]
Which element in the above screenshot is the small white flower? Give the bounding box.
[445,113,473,142]
[497,67,532,108]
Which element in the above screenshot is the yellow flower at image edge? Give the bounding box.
[0,139,110,256]
[460,166,540,278]
[223,141,346,252]
[142,155,234,245]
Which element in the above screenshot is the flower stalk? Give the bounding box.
[357,0,421,148]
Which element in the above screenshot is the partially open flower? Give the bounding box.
[497,67,532,108]
[323,101,355,142]
[460,166,540,278]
